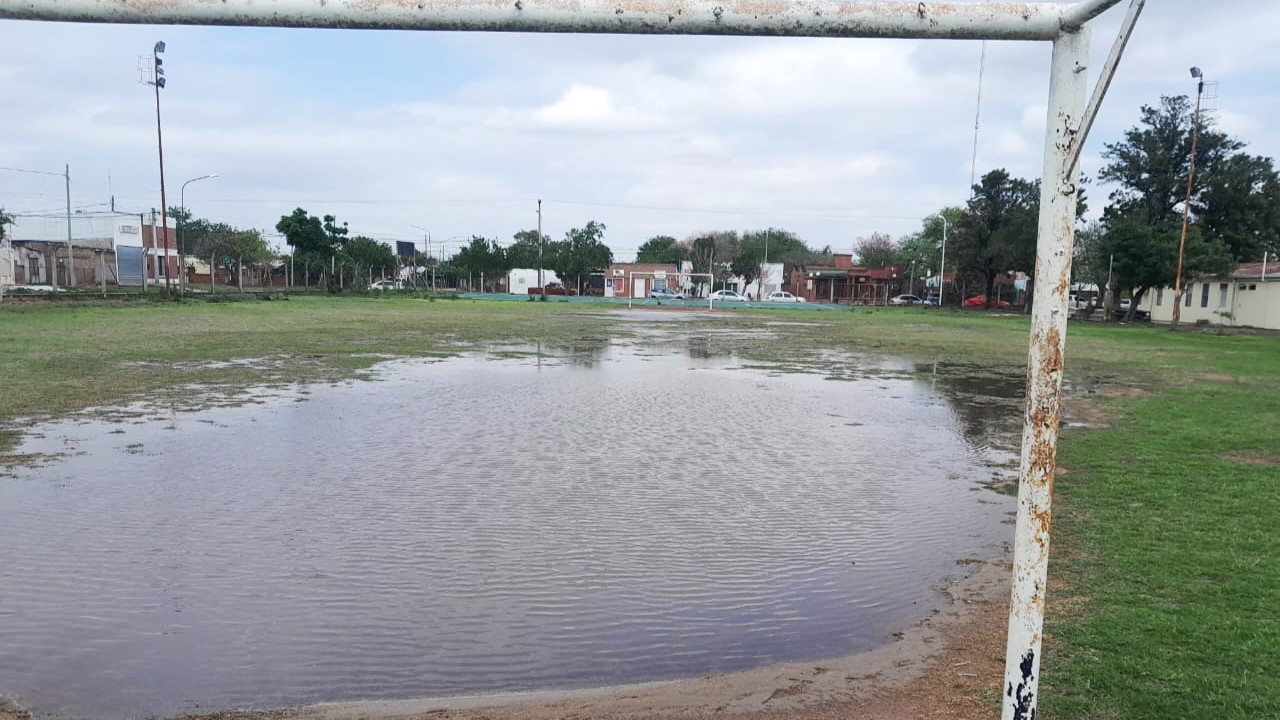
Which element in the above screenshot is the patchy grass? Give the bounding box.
[2,298,1278,718]
[0,296,622,452]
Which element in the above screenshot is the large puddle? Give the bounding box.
[0,332,1020,719]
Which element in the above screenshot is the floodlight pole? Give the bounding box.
[1001,25,1090,720]
[1172,70,1205,331]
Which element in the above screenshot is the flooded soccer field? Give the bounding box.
[0,310,1023,719]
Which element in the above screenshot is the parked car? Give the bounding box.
[648,287,686,300]
[1112,299,1150,321]
[765,291,806,303]
[528,282,575,296]
[924,293,941,306]
[890,294,924,306]
[963,294,1011,308]
[370,280,403,290]
[709,289,746,302]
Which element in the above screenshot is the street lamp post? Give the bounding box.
[180,173,219,293]
[1172,66,1205,331]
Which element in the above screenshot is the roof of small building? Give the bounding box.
[1232,262,1278,280]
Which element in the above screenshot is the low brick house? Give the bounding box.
[603,262,680,298]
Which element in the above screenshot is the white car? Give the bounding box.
[890,294,924,306]
[370,280,404,290]
[765,291,806,303]
[709,289,746,302]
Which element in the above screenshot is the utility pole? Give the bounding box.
[537,199,545,299]
[64,164,77,286]
[1173,67,1205,330]
[938,213,948,306]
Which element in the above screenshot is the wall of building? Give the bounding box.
[1142,278,1280,330]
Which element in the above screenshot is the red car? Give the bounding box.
[963,294,1011,309]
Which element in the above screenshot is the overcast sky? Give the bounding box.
[1,0,1276,259]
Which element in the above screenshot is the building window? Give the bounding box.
[1185,285,1194,307]
[1200,282,1210,308]
[1250,284,1258,291]
[605,278,613,289]
[1156,288,1164,306]
[1219,283,1229,308]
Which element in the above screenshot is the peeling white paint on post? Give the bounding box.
[0,0,1073,40]
[1001,25,1090,720]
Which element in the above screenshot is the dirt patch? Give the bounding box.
[1198,373,1235,382]
[168,562,1011,720]
[1096,386,1149,399]
[0,702,32,720]
[1223,452,1280,467]
[1063,398,1109,428]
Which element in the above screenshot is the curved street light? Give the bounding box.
[179,173,219,291]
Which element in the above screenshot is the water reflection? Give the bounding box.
[0,340,1015,720]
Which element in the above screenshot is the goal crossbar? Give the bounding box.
[0,0,1124,40]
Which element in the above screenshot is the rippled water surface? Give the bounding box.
[1,333,1019,719]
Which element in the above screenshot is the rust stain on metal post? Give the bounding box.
[1001,25,1089,720]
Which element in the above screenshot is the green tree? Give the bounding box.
[636,235,688,264]
[1072,221,1113,313]
[1104,221,1232,320]
[551,221,612,294]
[275,208,329,258]
[853,232,900,267]
[682,232,738,292]
[1101,95,1244,231]
[342,236,397,279]
[1198,153,1280,261]
[508,230,548,269]
[953,170,1040,308]
[172,207,273,284]
[451,235,510,291]
[0,207,12,240]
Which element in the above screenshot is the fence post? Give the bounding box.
[211,255,215,295]
[238,255,243,292]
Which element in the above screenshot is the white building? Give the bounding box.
[3,212,176,287]
[1138,261,1280,330]
[507,268,562,294]
[737,263,785,300]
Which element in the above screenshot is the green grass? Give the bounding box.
[1,297,1278,718]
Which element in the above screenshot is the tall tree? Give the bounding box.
[0,207,12,240]
[636,235,688,264]
[853,232,900,267]
[342,236,397,278]
[551,221,612,294]
[1100,95,1244,230]
[1198,153,1280,261]
[508,230,548,269]
[276,208,330,259]
[452,236,510,291]
[683,231,738,292]
[172,207,273,284]
[954,170,1040,308]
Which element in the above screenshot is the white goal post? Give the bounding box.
[0,2,1147,718]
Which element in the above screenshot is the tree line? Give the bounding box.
[851,94,1279,315]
